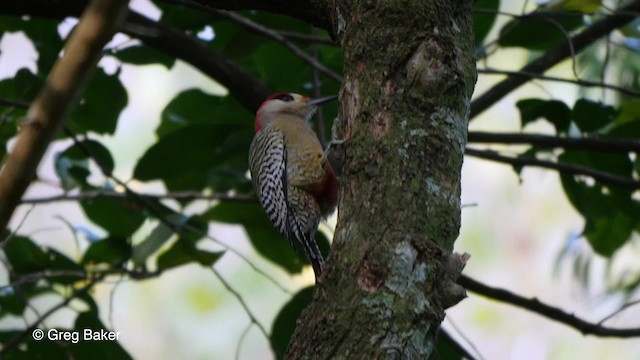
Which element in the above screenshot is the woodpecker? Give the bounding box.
[249,92,338,281]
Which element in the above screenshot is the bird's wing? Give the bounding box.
[249,127,289,237]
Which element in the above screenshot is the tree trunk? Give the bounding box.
[286,0,476,358]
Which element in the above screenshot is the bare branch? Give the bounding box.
[598,298,640,325]
[465,147,640,190]
[213,10,343,83]
[210,267,272,347]
[470,0,640,119]
[124,11,271,112]
[278,30,336,45]
[459,275,640,337]
[467,132,640,153]
[477,68,640,97]
[160,0,331,30]
[1,0,332,31]
[21,190,256,204]
[0,0,130,234]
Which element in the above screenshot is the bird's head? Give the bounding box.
[254,92,337,132]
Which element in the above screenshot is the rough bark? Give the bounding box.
[286,1,476,358]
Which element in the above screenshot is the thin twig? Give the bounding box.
[210,266,271,344]
[277,30,335,45]
[597,298,640,325]
[459,275,640,337]
[465,147,640,190]
[477,68,640,97]
[470,0,640,118]
[21,190,256,204]
[213,10,343,83]
[439,329,477,360]
[445,318,485,360]
[235,321,254,360]
[467,132,640,153]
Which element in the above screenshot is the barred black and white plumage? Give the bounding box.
[248,92,338,281]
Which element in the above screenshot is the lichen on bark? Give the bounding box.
[286,0,476,358]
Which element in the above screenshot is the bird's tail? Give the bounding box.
[287,212,325,281]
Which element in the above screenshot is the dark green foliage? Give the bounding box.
[2,0,640,358]
[270,286,314,359]
[498,11,584,50]
[68,68,128,135]
[111,45,176,69]
[517,98,572,133]
[516,96,640,256]
[473,0,499,47]
[204,202,306,274]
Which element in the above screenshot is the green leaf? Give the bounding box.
[204,202,305,274]
[54,139,114,190]
[159,3,212,31]
[606,120,640,139]
[559,150,639,256]
[132,221,176,267]
[0,69,44,157]
[270,286,314,359]
[157,89,250,136]
[544,0,602,12]
[134,124,250,191]
[68,68,127,135]
[157,239,223,271]
[71,312,133,360]
[516,98,571,133]
[54,152,90,191]
[0,16,64,75]
[430,333,464,360]
[111,45,175,69]
[0,290,27,316]
[614,100,640,124]
[583,213,634,257]
[250,43,311,93]
[572,99,617,133]
[473,0,500,47]
[82,237,131,266]
[45,249,84,284]
[0,68,42,103]
[81,197,145,238]
[498,12,584,50]
[3,235,48,274]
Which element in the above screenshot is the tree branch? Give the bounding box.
[161,0,331,30]
[470,0,640,119]
[213,10,343,83]
[477,68,640,97]
[465,147,640,190]
[459,275,640,337]
[124,11,272,112]
[1,0,332,31]
[0,0,130,233]
[20,190,256,204]
[468,132,640,153]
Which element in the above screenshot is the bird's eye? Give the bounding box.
[273,93,294,102]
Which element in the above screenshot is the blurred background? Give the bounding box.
[1,0,639,359]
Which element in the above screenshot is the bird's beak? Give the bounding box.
[307,95,338,106]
